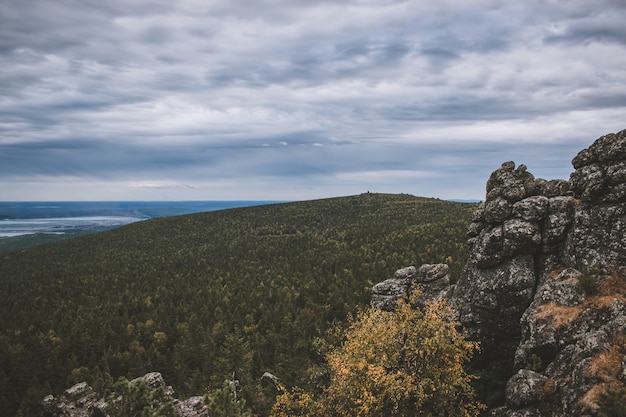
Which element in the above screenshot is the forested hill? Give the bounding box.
[0,193,477,416]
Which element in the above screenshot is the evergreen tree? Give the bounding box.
[107,377,176,417]
[206,379,252,417]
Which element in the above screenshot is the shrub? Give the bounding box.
[271,290,484,417]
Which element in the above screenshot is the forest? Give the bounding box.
[0,193,477,416]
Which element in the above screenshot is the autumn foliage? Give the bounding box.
[271,291,484,417]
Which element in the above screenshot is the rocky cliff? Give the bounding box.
[372,128,626,416]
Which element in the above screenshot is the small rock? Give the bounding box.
[505,370,549,409]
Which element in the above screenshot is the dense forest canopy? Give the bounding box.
[0,193,477,416]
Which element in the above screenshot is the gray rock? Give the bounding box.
[64,382,93,401]
[571,163,606,202]
[486,162,536,203]
[542,197,574,251]
[453,255,537,352]
[416,263,449,283]
[484,197,513,224]
[512,196,549,222]
[467,220,484,238]
[175,396,208,417]
[572,129,626,168]
[538,179,572,198]
[469,225,504,268]
[43,373,205,417]
[489,407,543,417]
[42,395,59,416]
[42,382,98,417]
[131,371,175,396]
[606,160,626,185]
[370,276,413,311]
[502,219,541,257]
[413,264,452,306]
[472,203,486,222]
[564,203,626,273]
[371,264,452,310]
[505,369,549,409]
[395,265,417,279]
[514,269,583,370]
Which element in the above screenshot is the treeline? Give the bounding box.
[0,193,477,416]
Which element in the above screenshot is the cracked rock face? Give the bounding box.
[457,130,626,416]
[452,160,574,371]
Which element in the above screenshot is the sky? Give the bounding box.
[1,0,625,202]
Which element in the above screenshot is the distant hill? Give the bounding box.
[0,193,476,417]
[0,200,281,253]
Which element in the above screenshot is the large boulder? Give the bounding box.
[42,382,99,417]
[370,266,416,310]
[371,264,451,310]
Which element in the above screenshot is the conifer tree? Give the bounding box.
[206,379,252,417]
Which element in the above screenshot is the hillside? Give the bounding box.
[0,193,476,417]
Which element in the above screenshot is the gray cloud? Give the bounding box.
[0,0,625,201]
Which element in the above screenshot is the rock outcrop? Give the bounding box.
[42,372,208,417]
[482,129,626,417]
[42,382,105,417]
[565,130,626,272]
[372,128,626,416]
[371,263,451,310]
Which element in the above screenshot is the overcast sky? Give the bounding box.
[1,0,625,201]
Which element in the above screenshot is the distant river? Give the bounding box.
[0,201,281,238]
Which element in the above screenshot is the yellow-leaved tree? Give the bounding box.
[271,291,484,417]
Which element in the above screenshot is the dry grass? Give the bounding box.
[534,270,626,329]
[534,272,626,413]
[580,383,608,413]
[547,267,565,280]
[586,341,625,382]
[533,294,626,329]
[580,381,625,413]
[581,336,626,412]
[599,272,626,297]
[533,303,584,328]
[586,294,626,309]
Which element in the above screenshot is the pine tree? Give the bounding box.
[206,379,252,417]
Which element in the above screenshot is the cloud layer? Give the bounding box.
[1,0,625,201]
